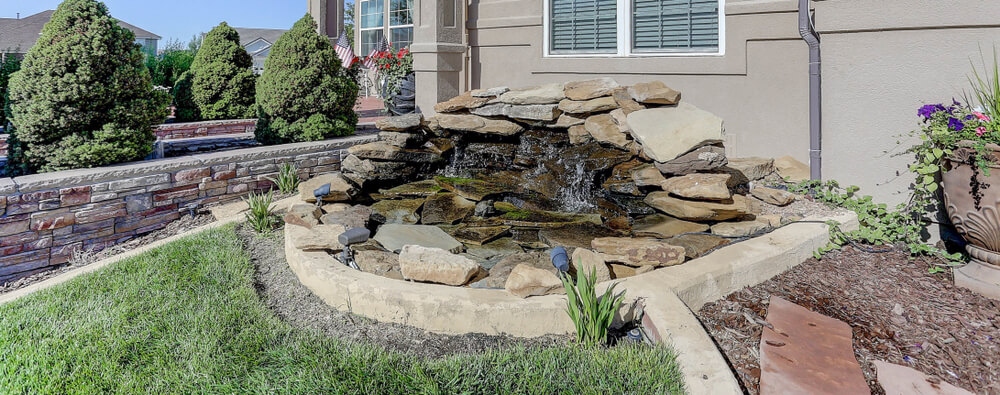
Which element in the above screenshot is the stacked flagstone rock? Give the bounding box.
[287,78,807,298]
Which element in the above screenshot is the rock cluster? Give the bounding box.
[285,78,808,298]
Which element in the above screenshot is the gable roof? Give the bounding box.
[0,10,160,54]
[232,27,287,47]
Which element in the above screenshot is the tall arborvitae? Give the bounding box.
[189,22,256,120]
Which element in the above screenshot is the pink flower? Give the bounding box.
[977,127,988,137]
[974,112,991,122]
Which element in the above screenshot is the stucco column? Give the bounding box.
[411,0,466,114]
[308,0,344,40]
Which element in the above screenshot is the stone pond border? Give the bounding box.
[284,211,859,395]
[0,135,377,283]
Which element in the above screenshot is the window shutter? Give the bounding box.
[632,0,719,52]
[550,0,618,54]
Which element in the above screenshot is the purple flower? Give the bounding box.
[918,104,946,120]
[948,117,966,131]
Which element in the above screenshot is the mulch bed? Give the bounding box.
[695,246,1000,394]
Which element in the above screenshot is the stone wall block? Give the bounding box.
[125,194,153,214]
[30,210,75,231]
[109,174,170,191]
[59,186,92,207]
[74,202,127,224]
[0,231,37,247]
[173,167,211,185]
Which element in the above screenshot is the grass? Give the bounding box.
[0,225,684,394]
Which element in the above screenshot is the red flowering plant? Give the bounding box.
[372,47,413,99]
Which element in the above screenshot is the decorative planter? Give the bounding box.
[942,142,1000,299]
[383,72,416,116]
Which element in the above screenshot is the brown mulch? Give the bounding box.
[695,246,1000,394]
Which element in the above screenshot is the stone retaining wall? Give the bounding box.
[154,119,257,140]
[0,135,376,283]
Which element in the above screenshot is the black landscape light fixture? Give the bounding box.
[337,227,371,270]
[550,247,569,273]
[313,183,331,206]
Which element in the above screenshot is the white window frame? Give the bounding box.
[542,0,725,58]
[388,0,414,50]
[359,0,385,55]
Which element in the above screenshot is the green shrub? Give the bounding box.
[254,15,358,145]
[0,55,20,128]
[145,38,197,88]
[189,22,256,121]
[561,266,626,347]
[172,71,200,122]
[7,0,168,174]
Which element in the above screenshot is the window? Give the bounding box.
[389,0,413,51]
[360,0,384,54]
[546,0,722,56]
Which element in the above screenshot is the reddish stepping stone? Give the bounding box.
[759,296,870,395]
[874,361,972,395]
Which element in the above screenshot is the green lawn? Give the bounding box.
[0,225,684,394]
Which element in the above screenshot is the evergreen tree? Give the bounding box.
[189,22,256,120]
[172,71,200,122]
[7,0,168,173]
[0,55,20,128]
[255,15,358,145]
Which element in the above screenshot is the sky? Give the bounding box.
[2,0,319,44]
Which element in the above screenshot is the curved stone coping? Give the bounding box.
[7,135,377,193]
[284,211,858,394]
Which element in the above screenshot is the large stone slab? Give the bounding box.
[628,80,681,105]
[494,202,602,228]
[348,142,443,163]
[498,83,566,105]
[379,131,425,148]
[506,104,562,121]
[538,223,618,249]
[288,223,346,251]
[567,125,592,144]
[486,251,558,288]
[435,176,511,201]
[631,164,667,187]
[298,173,356,203]
[655,145,728,175]
[505,264,565,298]
[661,173,733,201]
[711,220,770,237]
[371,198,424,224]
[874,361,972,395]
[564,78,620,101]
[554,113,587,128]
[627,103,724,162]
[633,214,709,238]
[422,193,476,224]
[760,296,870,395]
[375,113,423,131]
[373,224,464,253]
[751,186,796,206]
[355,250,403,280]
[644,192,755,221]
[379,180,443,198]
[558,97,618,114]
[320,205,371,229]
[399,245,479,285]
[341,154,417,180]
[591,237,686,267]
[611,87,645,114]
[585,114,630,149]
[434,113,525,136]
[470,102,509,117]
[666,233,730,259]
[452,225,511,245]
[571,248,612,282]
[470,86,509,98]
[433,93,490,113]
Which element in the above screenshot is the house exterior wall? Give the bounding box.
[452,0,1000,204]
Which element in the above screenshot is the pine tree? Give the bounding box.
[7,0,168,173]
[254,15,358,145]
[0,55,20,128]
[189,22,256,120]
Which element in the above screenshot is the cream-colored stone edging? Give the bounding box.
[0,196,300,306]
[284,211,859,394]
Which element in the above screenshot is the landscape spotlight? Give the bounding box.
[337,228,371,270]
[313,183,331,206]
[550,247,569,273]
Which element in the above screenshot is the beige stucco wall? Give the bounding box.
[467,0,813,166]
[815,0,1000,204]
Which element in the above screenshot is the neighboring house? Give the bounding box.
[404,0,1000,205]
[232,27,288,74]
[0,10,160,60]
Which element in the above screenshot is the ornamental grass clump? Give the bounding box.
[269,162,300,194]
[6,0,168,174]
[560,265,626,348]
[255,15,358,145]
[244,189,276,233]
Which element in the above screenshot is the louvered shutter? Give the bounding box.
[632,0,719,52]
[550,0,618,54]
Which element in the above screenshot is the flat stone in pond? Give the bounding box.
[373,224,463,253]
[371,198,424,224]
[421,193,476,224]
[464,237,523,263]
[494,202,602,228]
[632,214,709,238]
[399,245,479,286]
[435,176,510,201]
[379,180,443,198]
[759,296,870,395]
[320,204,371,229]
[452,225,511,245]
[355,250,402,280]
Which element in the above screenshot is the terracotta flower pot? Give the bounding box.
[942,142,1000,299]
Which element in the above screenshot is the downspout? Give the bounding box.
[798,0,822,181]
